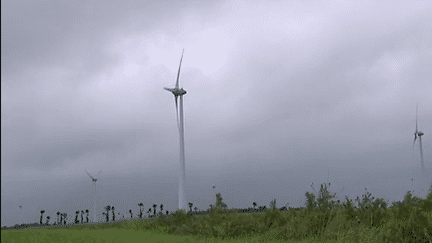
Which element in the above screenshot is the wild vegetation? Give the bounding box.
[2,181,431,243]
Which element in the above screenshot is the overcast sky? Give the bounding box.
[2,0,432,227]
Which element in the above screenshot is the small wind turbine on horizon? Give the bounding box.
[85,169,102,222]
[324,168,345,202]
[413,103,425,172]
[19,205,22,225]
[164,49,188,211]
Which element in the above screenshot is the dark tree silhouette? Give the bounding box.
[111,206,115,221]
[85,209,89,223]
[166,210,169,215]
[40,210,45,225]
[152,204,157,216]
[62,213,67,225]
[104,205,111,222]
[81,210,84,224]
[75,211,79,224]
[147,208,152,218]
[188,202,193,212]
[46,216,51,225]
[253,202,257,209]
[56,211,60,225]
[129,209,132,219]
[194,207,198,212]
[160,204,164,213]
[138,203,144,218]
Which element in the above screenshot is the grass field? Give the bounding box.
[2,183,432,243]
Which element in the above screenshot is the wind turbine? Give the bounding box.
[324,168,345,203]
[164,49,188,211]
[413,103,425,171]
[19,205,22,225]
[85,169,102,222]
[326,169,330,186]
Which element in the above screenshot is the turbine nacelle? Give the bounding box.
[413,129,424,146]
[85,169,101,183]
[164,87,187,96]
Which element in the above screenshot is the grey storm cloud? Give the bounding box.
[1,0,432,228]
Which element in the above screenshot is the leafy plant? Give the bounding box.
[39,210,45,225]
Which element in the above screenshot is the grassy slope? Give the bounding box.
[3,185,432,243]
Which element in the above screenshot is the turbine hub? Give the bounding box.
[418,131,424,136]
[165,87,187,96]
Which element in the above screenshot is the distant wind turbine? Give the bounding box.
[164,49,188,211]
[85,169,102,222]
[326,169,330,186]
[413,103,425,171]
[19,205,22,225]
[324,168,345,202]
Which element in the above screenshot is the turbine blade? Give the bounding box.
[85,169,95,180]
[175,49,184,89]
[413,135,417,148]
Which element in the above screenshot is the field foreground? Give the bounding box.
[2,184,432,243]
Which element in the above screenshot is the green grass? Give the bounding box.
[0,226,324,243]
[3,183,432,243]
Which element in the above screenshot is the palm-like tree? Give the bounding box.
[56,211,60,225]
[194,207,198,212]
[160,204,164,213]
[62,213,67,225]
[269,198,276,210]
[188,202,193,212]
[75,211,80,224]
[60,213,63,225]
[129,209,132,219]
[253,202,257,209]
[46,216,51,225]
[104,205,111,222]
[152,204,157,216]
[40,210,45,225]
[81,210,84,224]
[85,209,89,223]
[138,203,144,218]
[147,208,152,218]
[111,206,115,221]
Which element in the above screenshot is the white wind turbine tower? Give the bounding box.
[164,49,188,211]
[19,205,22,225]
[85,169,102,222]
[413,103,425,172]
[325,168,345,202]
